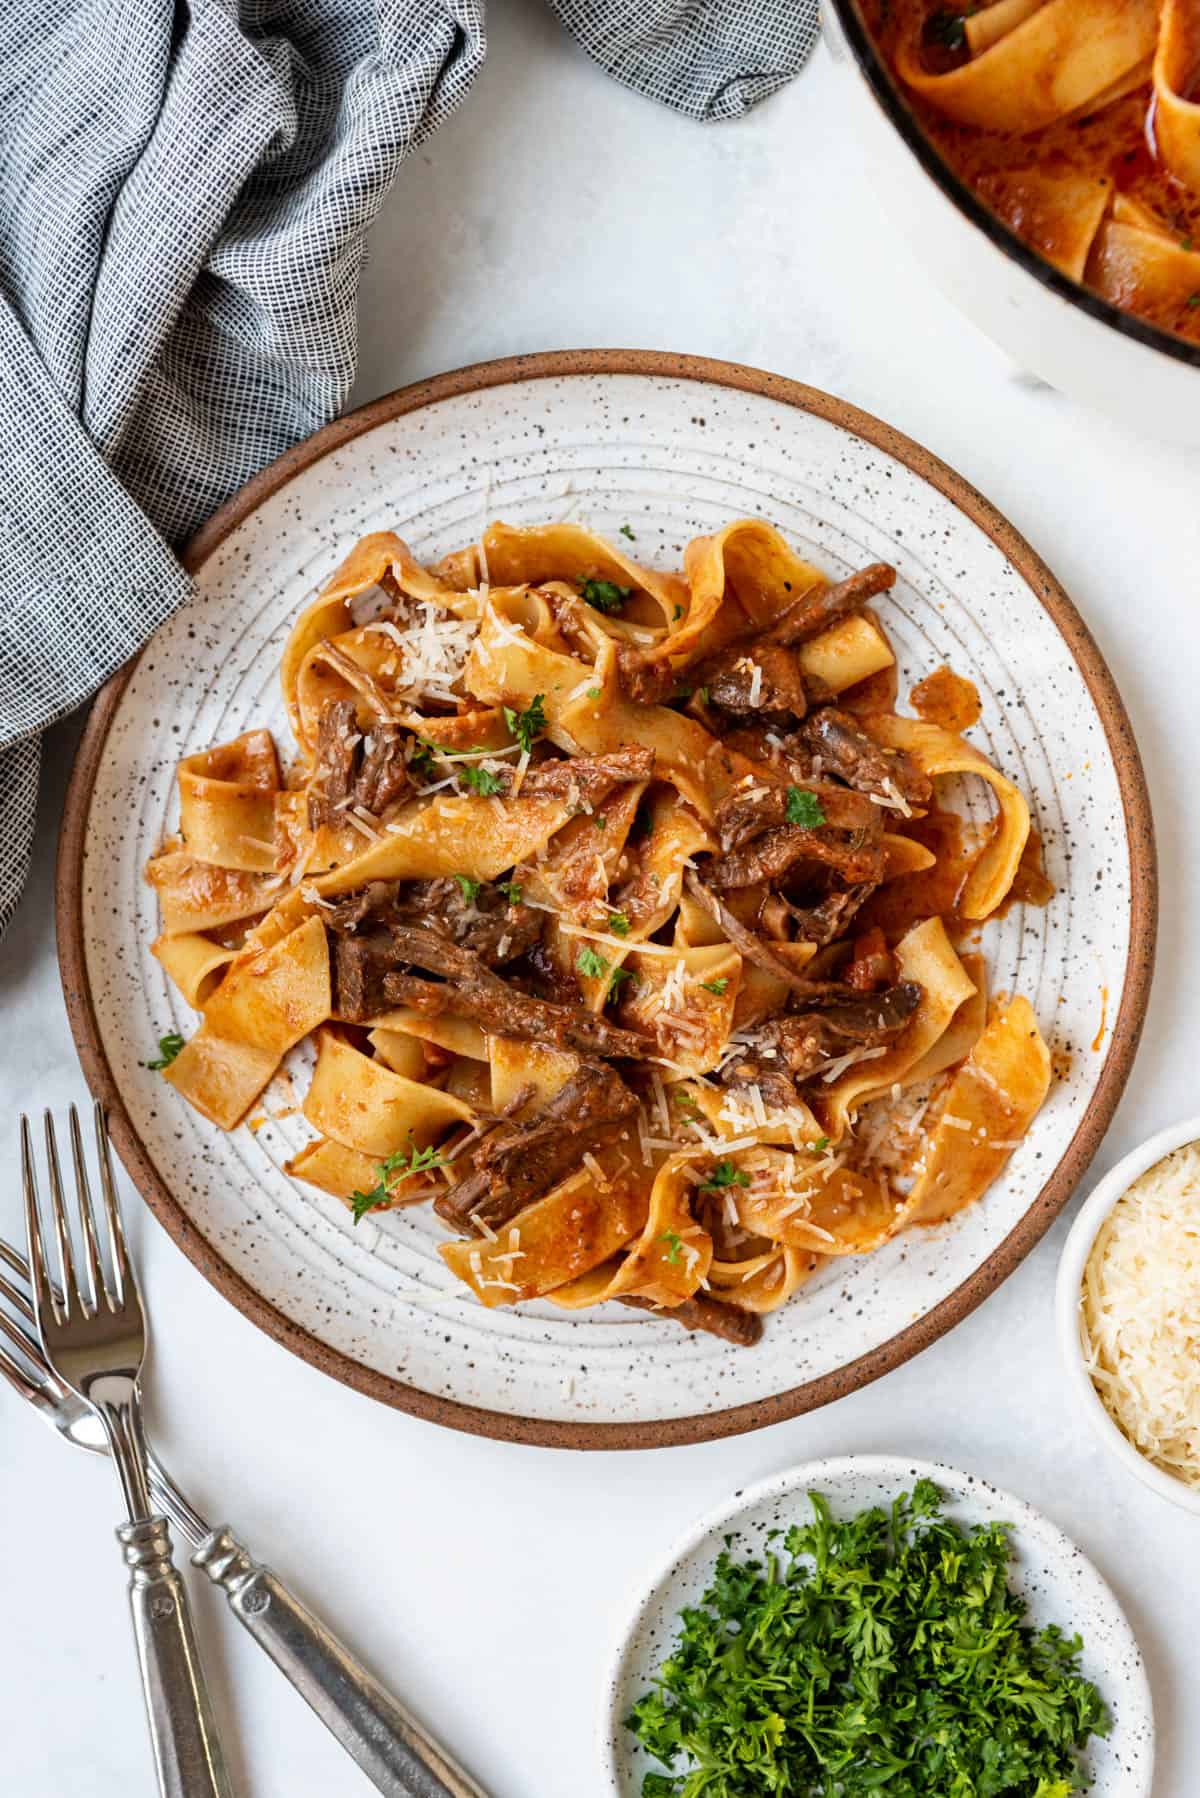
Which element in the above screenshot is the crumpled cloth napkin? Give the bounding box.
[0,0,818,937]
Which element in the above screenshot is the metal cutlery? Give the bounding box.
[6,1103,487,1798]
[22,1103,233,1797]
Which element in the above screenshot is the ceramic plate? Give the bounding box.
[602,1453,1154,1795]
[59,351,1156,1447]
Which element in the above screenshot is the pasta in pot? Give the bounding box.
[144,518,1053,1346]
[868,0,1200,344]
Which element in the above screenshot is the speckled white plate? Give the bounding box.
[59,351,1156,1447]
[602,1454,1154,1795]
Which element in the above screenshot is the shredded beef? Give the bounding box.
[378,925,648,1057]
[435,1063,637,1231]
[618,1292,763,1346]
[705,823,886,891]
[755,981,922,1081]
[797,708,931,805]
[764,562,896,646]
[715,779,878,851]
[704,643,808,721]
[308,700,412,829]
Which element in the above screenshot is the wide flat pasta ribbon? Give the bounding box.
[898,0,1159,134]
[441,1152,653,1307]
[821,916,978,1140]
[864,714,1029,918]
[908,996,1051,1224]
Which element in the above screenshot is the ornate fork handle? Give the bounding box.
[193,1527,487,1798]
[119,1516,234,1798]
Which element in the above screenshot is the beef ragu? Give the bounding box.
[865,0,1200,344]
[145,519,1053,1347]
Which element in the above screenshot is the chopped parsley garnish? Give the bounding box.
[659,1229,684,1265]
[808,1135,831,1154]
[1181,235,1194,252]
[580,578,633,614]
[143,1031,185,1071]
[672,603,684,621]
[698,1158,750,1193]
[608,910,631,936]
[672,684,693,702]
[619,523,637,541]
[673,1094,701,1120]
[349,1143,446,1225]
[460,764,506,796]
[607,965,637,998]
[576,947,610,980]
[1188,291,1200,309]
[453,874,482,901]
[409,738,437,777]
[627,1480,1110,1797]
[499,881,523,905]
[700,977,728,996]
[503,694,546,753]
[586,686,602,700]
[593,813,607,830]
[785,785,826,829]
[696,686,710,705]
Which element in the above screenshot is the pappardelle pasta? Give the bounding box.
[145,519,1053,1347]
[869,0,1200,345]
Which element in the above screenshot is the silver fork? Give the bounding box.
[23,1104,233,1798]
[9,1106,487,1798]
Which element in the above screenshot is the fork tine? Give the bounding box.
[93,1101,130,1307]
[21,1114,59,1331]
[43,1112,83,1319]
[70,1104,106,1313]
[0,1262,36,1327]
[0,1333,46,1405]
[0,1292,50,1387]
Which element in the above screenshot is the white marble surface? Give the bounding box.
[3,3,1199,1792]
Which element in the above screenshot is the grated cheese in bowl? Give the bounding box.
[1079,1141,1200,1490]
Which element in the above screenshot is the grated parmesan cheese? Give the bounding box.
[1081,1142,1200,1487]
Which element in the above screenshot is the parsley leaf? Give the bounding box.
[499,881,523,905]
[607,910,631,936]
[454,874,482,901]
[586,686,602,700]
[659,1229,684,1265]
[698,1158,749,1193]
[700,977,728,996]
[580,578,633,614]
[607,965,637,998]
[785,785,826,829]
[577,947,609,980]
[143,1032,185,1071]
[672,603,684,621]
[808,1135,831,1154]
[408,739,437,777]
[619,523,637,541]
[627,1481,1110,1797]
[460,764,506,797]
[1188,291,1200,309]
[593,813,607,831]
[503,694,546,753]
[349,1143,446,1225]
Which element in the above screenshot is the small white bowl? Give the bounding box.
[1056,1115,1200,1516]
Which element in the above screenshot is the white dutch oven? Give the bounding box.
[825,2,1200,446]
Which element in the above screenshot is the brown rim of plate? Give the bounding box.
[56,348,1158,1451]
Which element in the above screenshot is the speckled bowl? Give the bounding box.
[1057,1116,1200,1517]
[601,1454,1155,1795]
[58,350,1157,1448]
